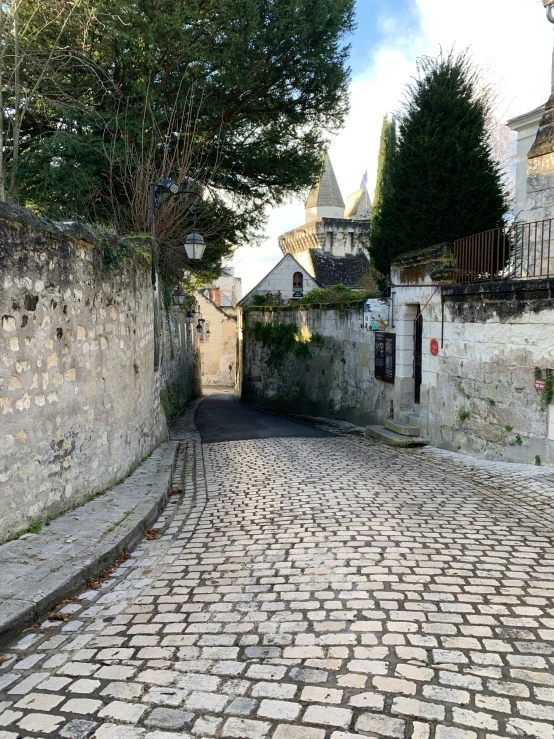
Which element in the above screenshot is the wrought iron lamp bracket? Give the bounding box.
[153,186,204,219]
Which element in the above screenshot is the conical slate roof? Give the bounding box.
[345,188,372,220]
[305,153,345,222]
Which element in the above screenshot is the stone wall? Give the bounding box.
[389,245,554,466]
[196,291,237,387]
[239,305,389,425]
[434,280,554,465]
[0,202,200,540]
[241,247,554,467]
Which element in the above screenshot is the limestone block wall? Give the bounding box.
[0,202,199,540]
[196,291,237,387]
[240,305,389,425]
[389,276,554,466]
[436,281,554,465]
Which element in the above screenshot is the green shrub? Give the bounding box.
[300,284,378,306]
[250,292,284,306]
[250,321,319,368]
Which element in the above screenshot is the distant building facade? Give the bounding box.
[207,266,242,307]
[508,105,545,219]
[240,254,320,306]
[241,154,371,306]
[196,291,238,387]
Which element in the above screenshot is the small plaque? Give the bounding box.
[430,338,439,356]
[535,379,546,391]
[292,291,303,298]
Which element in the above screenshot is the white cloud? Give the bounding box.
[233,0,553,294]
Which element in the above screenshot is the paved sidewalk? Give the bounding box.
[0,442,178,646]
[0,394,554,738]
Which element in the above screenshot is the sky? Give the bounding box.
[230,0,554,296]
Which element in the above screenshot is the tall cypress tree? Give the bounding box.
[371,115,397,232]
[370,51,508,278]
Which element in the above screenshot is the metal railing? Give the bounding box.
[453,219,554,284]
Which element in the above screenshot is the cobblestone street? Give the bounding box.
[2,394,554,739]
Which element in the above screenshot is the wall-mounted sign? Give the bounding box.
[292,291,304,299]
[430,338,439,356]
[375,332,396,383]
[364,299,389,331]
[535,379,546,391]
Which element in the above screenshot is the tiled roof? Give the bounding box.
[310,251,370,288]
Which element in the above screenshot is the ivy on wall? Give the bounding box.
[250,321,324,369]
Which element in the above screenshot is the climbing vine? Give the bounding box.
[546,370,553,406]
[250,321,320,369]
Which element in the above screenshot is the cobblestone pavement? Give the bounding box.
[1,396,554,739]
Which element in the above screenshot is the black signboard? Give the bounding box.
[375,332,396,383]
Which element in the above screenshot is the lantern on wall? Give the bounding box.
[184,231,207,260]
[172,286,186,305]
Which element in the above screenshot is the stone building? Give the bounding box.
[240,26,554,467]
[508,105,545,218]
[364,245,554,465]
[239,254,320,306]
[196,290,238,388]
[208,265,242,307]
[241,154,371,306]
[279,153,371,289]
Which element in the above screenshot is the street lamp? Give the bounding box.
[149,178,207,286]
[544,0,554,23]
[172,286,186,306]
[184,231,206,261]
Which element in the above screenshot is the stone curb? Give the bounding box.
[0,441,178,647]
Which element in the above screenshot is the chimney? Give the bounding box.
[209,286,221,306]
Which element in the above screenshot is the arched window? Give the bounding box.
[293,272,303,290]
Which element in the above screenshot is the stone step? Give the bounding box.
[385,419,420,437]
[365,425,429,448]
[401,411,421,425]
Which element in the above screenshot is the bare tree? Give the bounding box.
[0,0,103,201]
[488,115,517,216]
[102,84,257,282]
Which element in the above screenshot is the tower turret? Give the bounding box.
[305,153,345,223]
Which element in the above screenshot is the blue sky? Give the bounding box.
[232,0,553,294]
[349,0,419,76]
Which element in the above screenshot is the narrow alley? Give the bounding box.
[1,394,554,739]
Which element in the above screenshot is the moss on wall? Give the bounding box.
[241,307,389,427]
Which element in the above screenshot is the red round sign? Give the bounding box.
[430,339,439,356]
